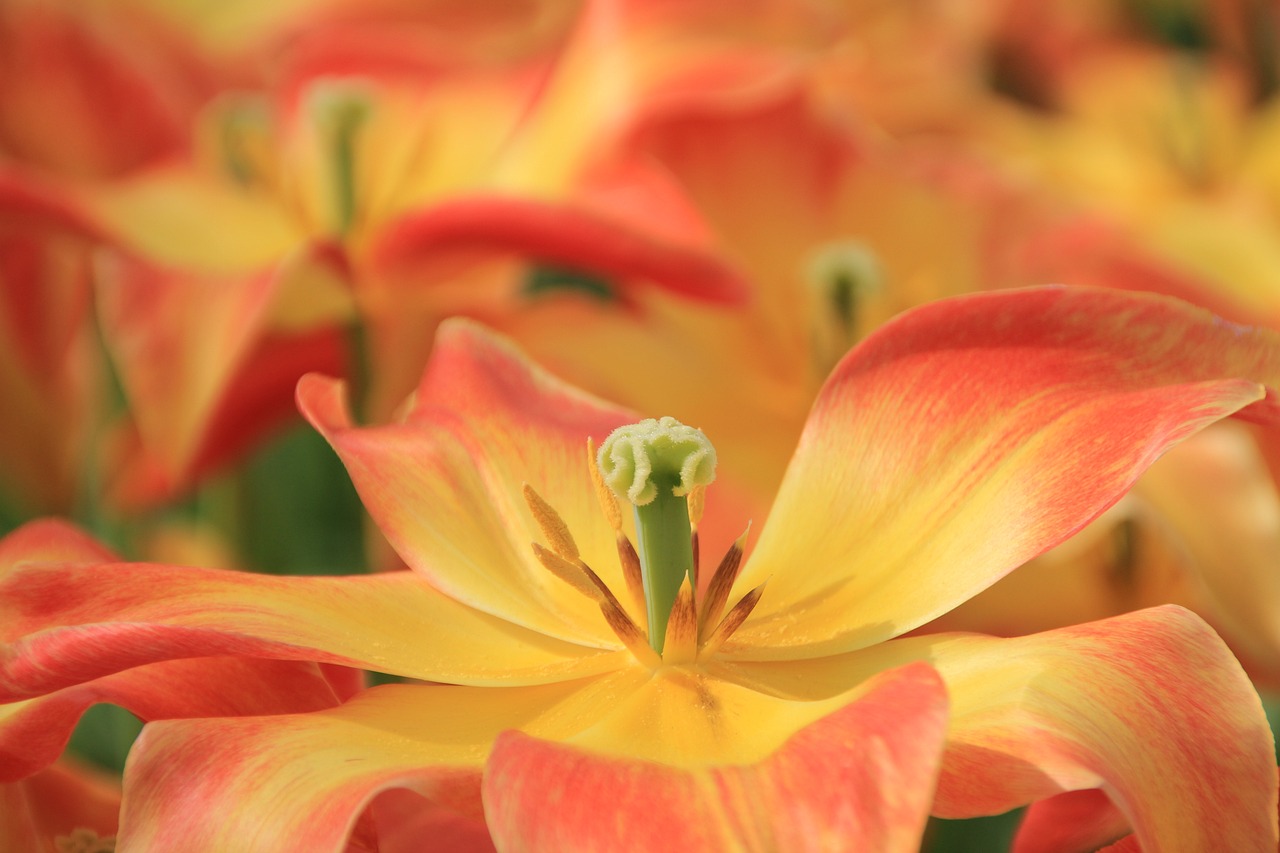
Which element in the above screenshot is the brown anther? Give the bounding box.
[524,484,578,560]
[699,582,766,658]
[698,524,750,637]
[662,577,698,665]
[615,533,646,626]
[603,601,662,668]
[690,529,701,581]
[531,542,659,667]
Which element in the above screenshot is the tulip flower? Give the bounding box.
[500,78,1280,686]
[1,758,120,853]
[2,287,1278,849]
[0,172,108,518]
[972,47,1280,327]
[0,517,353,852]
[79,0,760,506]
[0,0,215,181]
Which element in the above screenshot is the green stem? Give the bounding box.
[633,473,693,654]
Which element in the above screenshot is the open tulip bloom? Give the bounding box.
[3,286,1280,850]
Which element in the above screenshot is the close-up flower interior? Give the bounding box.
[4,0,1280,851]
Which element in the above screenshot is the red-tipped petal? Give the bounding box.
[722,606,1279,851]
[0,759,120,852]
[1013,789,1129,853]
[371,194,747,304]
[732,287,1280,659]
[0,559,627,702]
[117,673,644,852]
[484,663,948,853]
[0,657,339,783]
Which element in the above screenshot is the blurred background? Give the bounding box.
[4,0,1280,849]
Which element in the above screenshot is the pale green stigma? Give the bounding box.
[307,79,374,237]
[216,94,272,187]
[806,241,883,336]
[598,417,716,653]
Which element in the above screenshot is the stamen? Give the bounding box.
[687,483,706,525]
[700,582,767,658]
[214,94,272,188]
[598,417,717,653]
[688,483,705,578]
[699,525,750,638]
[523,484,579,560]
[531,543,597,600]
[805,241,883,373]
[587,437,623,532]
[589,438,647,618]
[55,829,116,853]
[662,578,698,665]
[531,543,659,667]
[306,79,373,236]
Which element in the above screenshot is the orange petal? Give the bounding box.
[0,520,342,780]
[298,319,641,646]
[0,759,119,853]
[369,194,747,305]
[0,176,103,513]
[0,2,208,178]
[0,657,339,783]
[483,663,947,853]
[1012,789,1128,853]
[1132,421,1280,679]
[117,672,645,851]
[720,606,1278,850]
[94,253,281,481]
[731,287,1280,659]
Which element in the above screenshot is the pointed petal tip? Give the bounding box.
[0,520,116,573]
[295,371,352,434]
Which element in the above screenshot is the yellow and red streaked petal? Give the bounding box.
[0,560,629,701]
[483,663,947,853]
[0,657,339,781]
[719,607,1278,850]
[367,788,495,853]
[731,287,1280,659]
[1130,421,1280,680]
[368,193,748,305]
[921,423,1280,686]
[117,672,647,852]
[86,168,303,271]
[1012,789,1129,853]
[94,254,281,482]
[106,322,349,509]
[299,319,642,646]
[1,759,119,853]
[0,176,104,513]
[0,2,209,179]
[0,518,115,568]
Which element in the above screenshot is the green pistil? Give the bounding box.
[598,417,716,653]
[805,241,883,372]
[308,81,372,237]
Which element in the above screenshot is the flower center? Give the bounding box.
[524,417,760,666]
[805,240,883,375]
[55,829,116,853]
[306,79,373,237]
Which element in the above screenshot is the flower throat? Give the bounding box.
[524,417,760,665]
